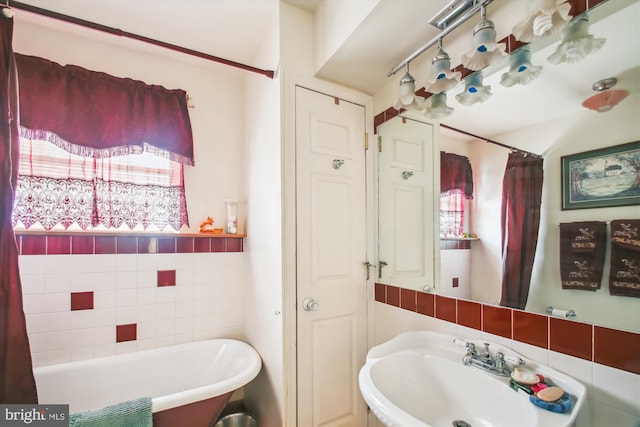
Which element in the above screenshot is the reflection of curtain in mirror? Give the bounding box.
[500,152,543,310]
[440,190,465,238]
[0,10,38,403]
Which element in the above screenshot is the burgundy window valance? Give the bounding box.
[15,54,194,165]
[440,151,474,199]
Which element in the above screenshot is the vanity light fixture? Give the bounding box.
[461,6,506,71]
[424,92,454,120]
[425,39,461,94]
[500,47,542,87]
[547,14,605,65]
[395,63,426,110]
[512,0,572,43]
[455,71,492,106]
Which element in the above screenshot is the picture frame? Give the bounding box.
[561,141,640,210]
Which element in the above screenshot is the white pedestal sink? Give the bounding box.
[359,331,586,427]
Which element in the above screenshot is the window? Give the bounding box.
[12,135,188,232]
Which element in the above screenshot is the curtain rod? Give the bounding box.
[9,1,276,79]
[441,124,542,158]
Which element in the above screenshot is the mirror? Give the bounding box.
[377,0,640,333]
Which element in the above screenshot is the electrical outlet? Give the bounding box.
[452,277,459,288]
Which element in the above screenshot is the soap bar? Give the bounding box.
[537,386,564,402]
[530,392,573,413]
[511,368,543,385]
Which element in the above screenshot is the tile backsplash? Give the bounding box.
[18,233,245,367]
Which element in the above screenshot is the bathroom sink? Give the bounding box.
[359,331,586,427]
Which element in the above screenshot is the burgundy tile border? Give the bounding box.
[400,288,417,312]
[550,318,593,361]
[417,292,435,317]
[594,326,639,374]
[374,283,386,303]
[513,310,548,349]
[377,284,639,375]
[482,305,512,339]
[457,299,481,330]
[16,233,244,254]
[435,295,456,323]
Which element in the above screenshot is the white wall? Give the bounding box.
[242,4,284,426]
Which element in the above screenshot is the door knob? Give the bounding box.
[302,297,319,311]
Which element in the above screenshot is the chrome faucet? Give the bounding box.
[462,342,511,377]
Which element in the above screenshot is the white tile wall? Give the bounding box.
[20,252,246,367]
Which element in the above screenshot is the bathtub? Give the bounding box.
[34,339,262,427]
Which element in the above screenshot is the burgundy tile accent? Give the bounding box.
[157,237,176,253]
[72,236,94,254]
[176,237,194,253]
[138,237,156,254]
[440,240,471,250]
[116,236,137,254]
[194,237,210,253]
[568,0,588,16]
[550,318,592,361]
[435,295,457,323]
[417,292,435,317]
[503,35,528,55]
[95,236,116,254]
[386,286,400,307]
[457,300,481,330]
[211,238,227,253]
[415,88,432,98]
[157,270,176,287]
[70,291,94,311]
[116,323,137,343]
[400,288,417,312]
[587,0,606,9]
[374,283,386,303]
[227,238,243,252]
[21,235,46,255]
[594,326,640,374]
[513,311,548,349]
[452,64,473,79]
[46,235,70,254]
[482,305,512,339]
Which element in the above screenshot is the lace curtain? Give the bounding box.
[440,152,474,237]
[440,190,465,238]
[13,136,188,231]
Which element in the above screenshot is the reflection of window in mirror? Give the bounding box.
[440,152,474,238]
[440,190,465,238]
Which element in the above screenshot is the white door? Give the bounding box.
[378,117,436,289]
[295,86,368,427]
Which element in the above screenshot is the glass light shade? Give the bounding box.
[512,0,571,43]
[461,18,507,71]
[582,90,628,112]
[425,49,461,94]
[398,71,417,105]
[455,72,492,106]
[547,15,605,65]
[424,93,454,120]
[500,48,542,87]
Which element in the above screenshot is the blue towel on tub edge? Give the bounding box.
[69,396,152,427]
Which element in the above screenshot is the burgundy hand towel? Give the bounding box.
[559,221,606,291]
[609,220,640,298]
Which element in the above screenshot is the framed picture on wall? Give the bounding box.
[561,141,640,210]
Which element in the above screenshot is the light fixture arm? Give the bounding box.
[387,0,494,77]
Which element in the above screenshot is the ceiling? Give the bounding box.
[9,0,640,143]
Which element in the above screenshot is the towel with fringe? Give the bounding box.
[69,396,152,427]
[609,219,640,298]
[559,221,606,291]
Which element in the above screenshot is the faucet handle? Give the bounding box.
[483,342,491,357]
[466,342,476,353]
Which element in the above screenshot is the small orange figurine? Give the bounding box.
[199,217,223,234]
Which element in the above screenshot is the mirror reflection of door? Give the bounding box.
[378,117,437,292]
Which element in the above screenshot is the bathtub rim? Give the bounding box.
[33,338,262,414]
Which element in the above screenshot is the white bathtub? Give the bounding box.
[34,339,261,426]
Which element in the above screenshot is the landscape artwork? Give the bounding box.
[562,141,640,210]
